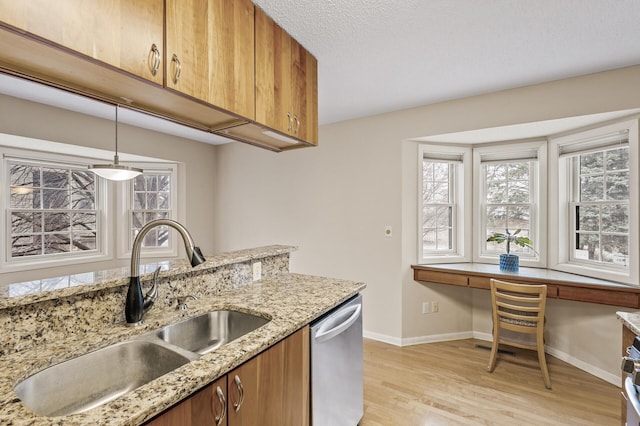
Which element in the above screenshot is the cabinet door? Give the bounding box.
[145,376,228,426]
[0,0,163,84]
[166,0,254,118]
[255,7,293,136]
[291,40,318,145]
[228,326,309,426]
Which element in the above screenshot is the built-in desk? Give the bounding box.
[412,263,640,308]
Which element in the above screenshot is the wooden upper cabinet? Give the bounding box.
[0,0,164,84]
[290,39,318,145]
[255,8,318,145]
[165,0,255,119]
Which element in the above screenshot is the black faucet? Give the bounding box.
[125,219,206,325]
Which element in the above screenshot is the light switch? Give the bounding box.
[384,225,392,237]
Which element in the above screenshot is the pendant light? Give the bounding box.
[89,105,143,181]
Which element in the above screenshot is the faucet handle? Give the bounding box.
[176,294,198,310]
[143,267,160,311]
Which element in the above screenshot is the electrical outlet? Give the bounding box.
[422,302,430,314]
[432,301,439,313]
[252,261,262,281]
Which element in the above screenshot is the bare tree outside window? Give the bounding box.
[131,173,171,248]
[9,162,97,258]
[422,160,453,252]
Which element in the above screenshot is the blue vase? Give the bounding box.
[499,254,519,272]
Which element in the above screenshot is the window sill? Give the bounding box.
[411,262,640,308]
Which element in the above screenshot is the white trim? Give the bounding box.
[545,345,620,386]
[0,148,112,272]
[386,330,620,386]
[0,133,184,277]
[362,330,403,346]
[549,119,639,285]
[417,144,472,264]
[117,163,181,260]
[400,331,474,347]
[473,140,547,268]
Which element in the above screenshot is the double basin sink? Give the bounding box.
[14,310,270,417]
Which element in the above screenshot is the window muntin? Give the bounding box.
[422,160,454,253]
[8,160,98,259]
[482,160,535,256]
[418,145,471,263]
[570,146,629,268]
[131,172,172,248]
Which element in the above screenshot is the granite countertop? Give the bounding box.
[0,273,365,425]
[617,311,640,335]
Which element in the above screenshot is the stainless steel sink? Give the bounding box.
[14,340,191,417]
[154,310,270,355]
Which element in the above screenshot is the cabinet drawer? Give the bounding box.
[558,287,640,308]
[546,285,559,298]
[468,276,490,289]
[415,270,468,287]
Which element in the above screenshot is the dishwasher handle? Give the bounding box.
[315,303,361,343]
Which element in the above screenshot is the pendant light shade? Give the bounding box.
[89,105,142,181]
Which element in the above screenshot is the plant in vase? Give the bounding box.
[486,229,534,272]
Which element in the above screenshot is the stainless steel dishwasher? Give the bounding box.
[310,294,363,426]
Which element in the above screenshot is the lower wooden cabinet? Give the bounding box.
[145,326,309,426]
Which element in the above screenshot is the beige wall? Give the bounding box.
[215,65,640,382]
[0,94,217,284]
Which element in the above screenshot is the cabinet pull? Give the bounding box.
[287,112,293,132]
[171,54,181,84]
[294,115,300,134]
[148,43,160,76]
[232,374,245,412]
[214,386,226,425]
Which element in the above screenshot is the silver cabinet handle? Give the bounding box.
[148,43,160,76]
[232,374,244,412]
[287,112,293,132]
[294,115,300,134]
[214,386,226,425]
[171,53,181,84]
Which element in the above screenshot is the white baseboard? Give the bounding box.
[545,346,620,386]
[362,330,402,346]
[366,329,621,386]
[401,331,473,347]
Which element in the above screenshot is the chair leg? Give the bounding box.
[536,336,552,389]
[487,329,499,372]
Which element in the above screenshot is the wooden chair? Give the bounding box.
[487,278,551,389]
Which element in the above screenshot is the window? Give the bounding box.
[571,147,629,267]
[131,172,172,248]
[1,136,182,275]
[474,142,545,267]
[8,159,99,259]
[549,119,639,284]
[418,145,471,263]
[118,164,179,259]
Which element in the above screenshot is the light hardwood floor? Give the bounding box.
[361,338,620,425]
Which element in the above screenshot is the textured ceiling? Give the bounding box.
[253,0,640,125]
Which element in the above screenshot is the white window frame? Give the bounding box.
[549,119,639,285]
[0,133,183,276]
[117,162,183,260]
[418,144,472,263]
[0,148,111,272]
[473,140,547,268]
